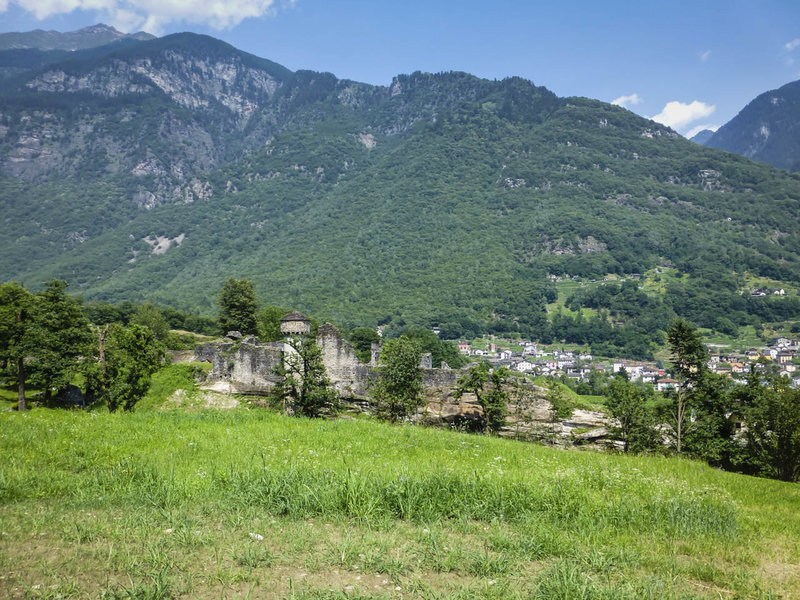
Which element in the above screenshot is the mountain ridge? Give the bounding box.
[702,79,800,172]
[1,30,800,351]
[0,23,155,51]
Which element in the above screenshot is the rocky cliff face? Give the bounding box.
[704,79,800,172]
[0,33,561,206]
[25,50,281,116]
[0,37,292,187]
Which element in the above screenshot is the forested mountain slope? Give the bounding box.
[2,31,800,345]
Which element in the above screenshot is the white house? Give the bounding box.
[656,378,680,392]
[514,360,535,373]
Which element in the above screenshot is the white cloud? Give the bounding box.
[0,0,292,33]
[785,38,800,52]
[650,100,715,132]
[685,123,719,139]
[699,50,711,62]
[611,93,642,108]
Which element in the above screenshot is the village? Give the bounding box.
[455,334,800,390]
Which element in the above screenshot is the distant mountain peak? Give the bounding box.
[704,78,800,171]
[690,129,716,145]
[0,22,155,51]
[80,23,118,33]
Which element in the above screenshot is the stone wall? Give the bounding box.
[316,323,374,398]
[195,336,283,394]
[194,325,614,448]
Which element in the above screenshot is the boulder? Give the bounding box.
[54,384,86,407]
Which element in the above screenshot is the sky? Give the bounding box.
[1,0,800,138]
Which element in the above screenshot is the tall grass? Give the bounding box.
[0,408,766,538]
[1,408,798,598]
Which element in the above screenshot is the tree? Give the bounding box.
[86,323,165,412]
[0,283,33,411]
[508,376,535,440]
[541,380,574,445]
[606,378,659,453]
[455,362,510,434]
[667,318,708,385]
[258,305,289,342]
[546,380,574,421]
[27,280,93,404]
[664,319,705,454]
[218,278,258,336]
[741,373,800,482]
[273,335,338,418]
[664,319,734,465]
[130,303,170,342]
[349,327,380,363]
[370,337,423,422]
[402,328,467,368]
[663,386,691,454]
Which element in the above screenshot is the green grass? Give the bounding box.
[698,325,764,351]
[136,362,211,412]
[0,385,18,408]
[640,266,686,296]
[1,408,798,598]
[576,394,607,409]
[531,378,605,412]
[0,384,43,410]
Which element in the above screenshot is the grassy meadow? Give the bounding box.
[1,406,799,599]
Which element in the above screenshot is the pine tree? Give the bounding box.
[0,283,33,411]
[28,280,93,404]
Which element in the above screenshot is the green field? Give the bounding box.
[1,407,799,599]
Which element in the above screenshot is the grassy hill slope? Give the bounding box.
[1,407,798,598]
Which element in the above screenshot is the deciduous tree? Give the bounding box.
[455,361,510,434]
[371,337,423,422]
[130,303,170,342]
[258,305,289,342]
[87,323,165,412]
[740,373,800,482]
[273,335,338,418]
[606,378,659,453]
[349,327,380,363]
[218,278,258,336]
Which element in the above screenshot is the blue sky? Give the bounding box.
[2,0,799,137]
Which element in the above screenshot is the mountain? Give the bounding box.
[0,23,154,51]
[2,31,800,349]
[690,129,715,145]
[702,79,800,172]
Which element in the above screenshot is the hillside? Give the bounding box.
[1,407,798,598]
[2,31,800,346]
[703,79,800,172]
